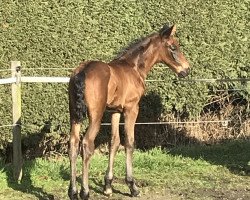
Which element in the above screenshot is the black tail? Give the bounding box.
[70,70,86,123]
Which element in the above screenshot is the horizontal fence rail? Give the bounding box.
[1,76,249,84]
[0,77,16,85]
[21,76,70,83]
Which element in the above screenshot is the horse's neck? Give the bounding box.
[136,43,160,79]
[110,36,161,79]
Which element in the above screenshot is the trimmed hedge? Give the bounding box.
[0,0,249,151]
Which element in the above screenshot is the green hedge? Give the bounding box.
[0,0,249,151]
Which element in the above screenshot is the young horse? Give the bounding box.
[68,24,190,200]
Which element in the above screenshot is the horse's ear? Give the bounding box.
[160,24,176,38]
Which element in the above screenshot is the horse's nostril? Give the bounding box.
[178,69,189,78]
[178,71,186,78]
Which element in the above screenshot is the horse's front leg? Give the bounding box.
[104,112,121,196]
[68,123,81,200]
[124,105,140,197]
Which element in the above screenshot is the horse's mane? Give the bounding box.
[114,33,158,60]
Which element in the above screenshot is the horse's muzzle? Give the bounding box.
[178,68,190,78]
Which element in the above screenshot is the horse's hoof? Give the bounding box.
[68,188,78,200]
[104,177,113,196]
[80,189,89,200]
[104,187,113,196]
[69,194,78,200]
[131,189,140,197]
[125,177,140,197]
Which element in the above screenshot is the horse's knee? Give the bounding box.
[125,140,134,152]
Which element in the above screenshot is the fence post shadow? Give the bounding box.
[2,121,56,200]
[3,161,55,200]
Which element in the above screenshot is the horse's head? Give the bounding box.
[158,25,190,78]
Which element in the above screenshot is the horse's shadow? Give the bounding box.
[90,178,131,197]
[59,164,131,197]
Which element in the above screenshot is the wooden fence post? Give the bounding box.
[11,61,22,181]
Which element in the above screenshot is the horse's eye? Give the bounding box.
[169,45,177,51]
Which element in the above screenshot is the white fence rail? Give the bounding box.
[0,76,70,84]
[0,77,16,84]
[1,76,250,85]
[21,76,70,83]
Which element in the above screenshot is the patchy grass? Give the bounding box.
[0,140,249,199]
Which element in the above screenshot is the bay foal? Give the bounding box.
[68,25,190,199]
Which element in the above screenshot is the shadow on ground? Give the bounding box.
[169,139,250,176]
[1,91,249,199]
[2,161,55,200]
[1,127,56,200]
[94,91,250,177]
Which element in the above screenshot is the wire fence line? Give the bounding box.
[1,66,172,72]
[0,119,231,129]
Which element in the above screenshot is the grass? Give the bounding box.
[0,140,249,199]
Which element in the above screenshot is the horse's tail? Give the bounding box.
[69,69,87,123]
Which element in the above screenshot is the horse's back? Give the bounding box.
[70,60,111,90]
[71,60,110,77]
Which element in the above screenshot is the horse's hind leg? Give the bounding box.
[68,122,81,200]
[104,112,121,196]
[80,111,103,200]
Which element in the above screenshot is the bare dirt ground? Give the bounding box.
[1,185,249,200]
[91,187,250,200]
